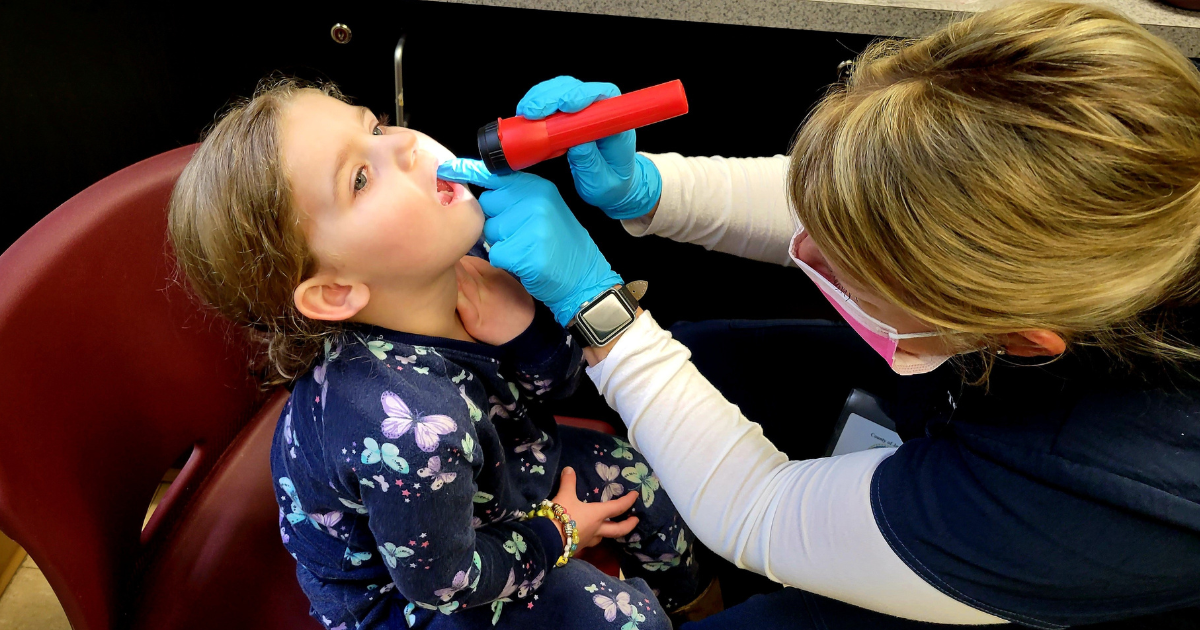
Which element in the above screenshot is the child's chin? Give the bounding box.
[465,197,484,221]
[466,208,486,243]
[454,226,486,258]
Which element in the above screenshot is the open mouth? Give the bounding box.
[436,178,456,206]
[436,175,453,205]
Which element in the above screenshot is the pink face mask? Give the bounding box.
[788,230,952,376]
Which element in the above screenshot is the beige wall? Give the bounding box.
[0,531,25,594]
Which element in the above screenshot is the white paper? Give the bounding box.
[831,413,902,457]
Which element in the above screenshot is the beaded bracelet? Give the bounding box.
[526,500,580,567]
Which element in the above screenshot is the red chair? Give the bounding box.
[0,146,617,630]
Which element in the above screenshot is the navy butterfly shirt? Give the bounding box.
[270,303,583,626]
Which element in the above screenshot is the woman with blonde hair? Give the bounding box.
[438,1,1200,627]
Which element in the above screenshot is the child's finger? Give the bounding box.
[455,292,478,327]
[559,467,577,497]
[462,254,493,274]
[454,261,469,288]
[601,490,639,517]
[455,259,474,285]
[455,265,480,307]
[596,516,639,539]
[459,255,488,280]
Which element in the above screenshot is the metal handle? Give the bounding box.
[394,36,408,127]
[836,59,855,82]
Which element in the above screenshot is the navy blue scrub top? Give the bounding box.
[874,344,1200,628]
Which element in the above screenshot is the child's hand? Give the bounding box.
[456,255,535,346]
[552,467,640,549]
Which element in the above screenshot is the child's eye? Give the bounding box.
[354,168,368,192]
[372,113,390,136]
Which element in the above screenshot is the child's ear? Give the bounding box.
[293,277,370,322]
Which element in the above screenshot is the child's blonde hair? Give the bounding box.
[790,1,1200,377]
[168,77,345,385]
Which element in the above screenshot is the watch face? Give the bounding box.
[583,293,635,345]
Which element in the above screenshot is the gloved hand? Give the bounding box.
[437,158,623,326]
[517,76,662,220]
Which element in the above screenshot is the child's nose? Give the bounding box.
[385,128,419,170]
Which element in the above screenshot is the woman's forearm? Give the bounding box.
[586,312,1007,625]
[621,153,797,266]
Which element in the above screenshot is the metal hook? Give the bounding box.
[394,36,409,127]
[836,59,856,82]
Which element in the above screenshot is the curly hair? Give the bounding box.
[168,76,346,386]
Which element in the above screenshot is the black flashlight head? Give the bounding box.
[476,119,513,175]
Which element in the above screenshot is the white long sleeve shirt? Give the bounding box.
[587,153,1006,625]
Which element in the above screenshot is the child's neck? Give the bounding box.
[352,267,474,343]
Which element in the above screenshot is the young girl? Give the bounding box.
[167,79,704,629]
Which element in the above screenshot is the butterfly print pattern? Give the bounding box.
[380,391,457,452]
[269,320,691,627]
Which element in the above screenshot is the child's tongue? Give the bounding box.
[436,179,455,206]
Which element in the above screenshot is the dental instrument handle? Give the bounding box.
[477,80,688,175]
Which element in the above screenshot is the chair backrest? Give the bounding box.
[131,388,317,630]
[0,146,621,628]
[0,146,312,629]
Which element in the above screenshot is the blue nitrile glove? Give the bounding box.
[517,76,662,220]
[438,158,623,326]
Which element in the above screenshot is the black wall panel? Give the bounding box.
[2,0,878,327]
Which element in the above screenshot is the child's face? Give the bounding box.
[281,90,484,288]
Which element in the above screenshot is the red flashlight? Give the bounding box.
[477,80,689,175]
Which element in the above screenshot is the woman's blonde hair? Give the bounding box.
[790,0,1200,378]
[168,77,346,386]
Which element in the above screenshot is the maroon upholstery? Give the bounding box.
[0,145,316,630]
[132,390,316,629]
[0,145,621,629]
[553,415,618,436]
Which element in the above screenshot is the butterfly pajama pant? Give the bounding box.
[398,425,703,630]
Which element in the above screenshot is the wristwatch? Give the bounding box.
[567,281,647,347]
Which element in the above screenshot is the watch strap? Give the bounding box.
[613,283,638,308]
[625,280,648,302]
